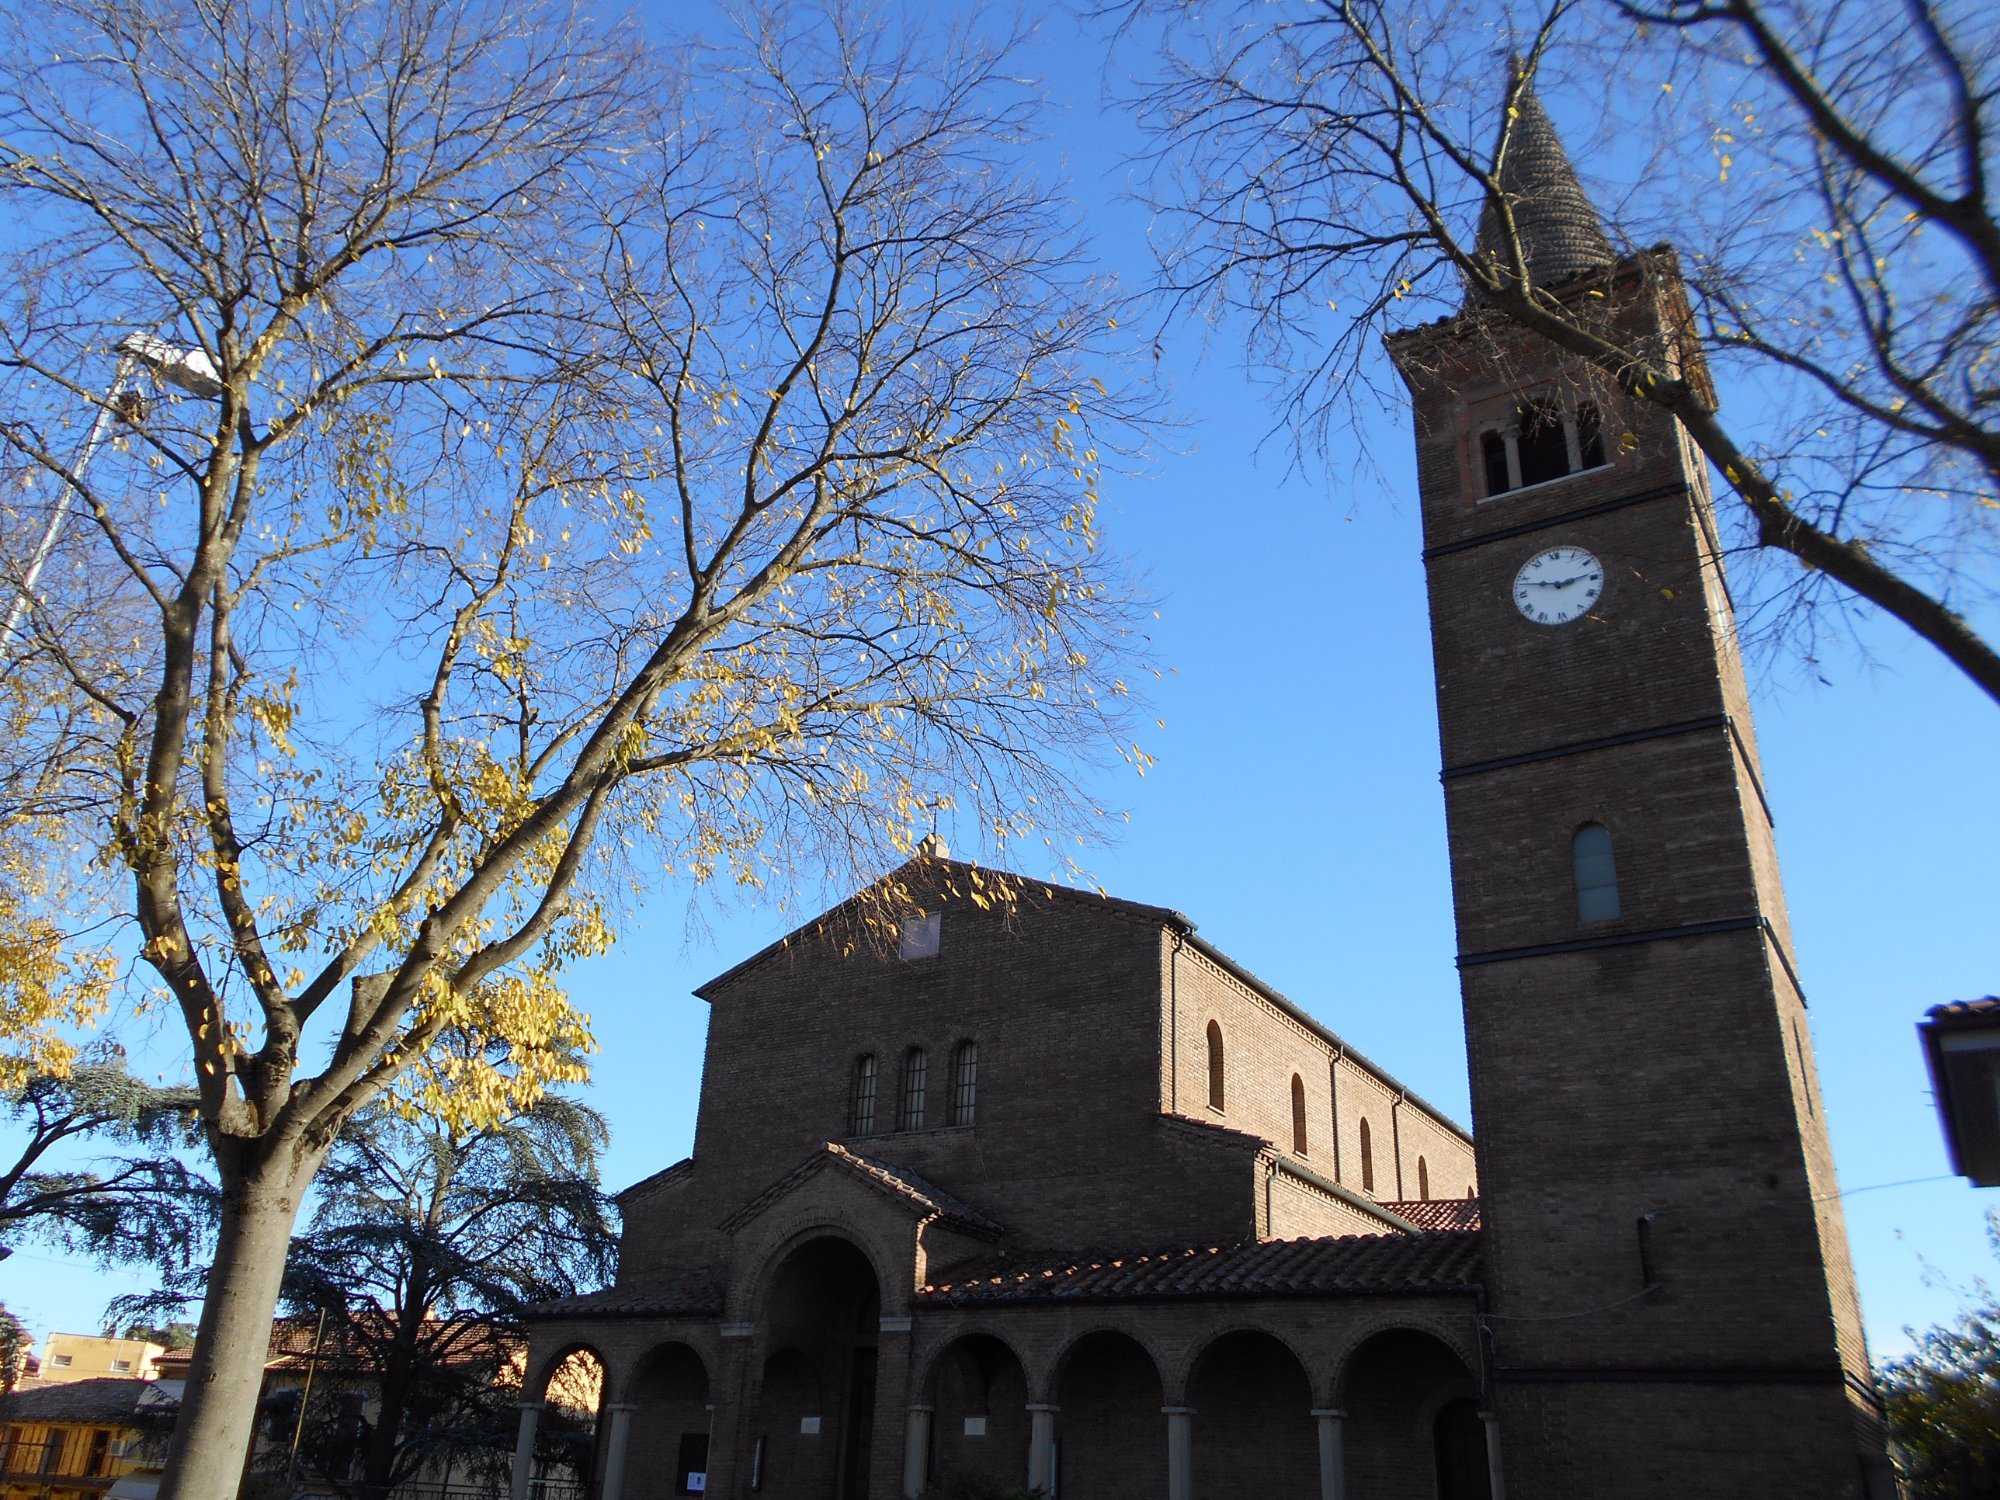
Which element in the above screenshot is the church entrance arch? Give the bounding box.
[1340,1329,1488,1500]
[1053,1331,1165,1500]
[534,1345,608,1500]
[923,1333,1030,1496]
[751,1234,881,1500]
[622,1342,709,1500]
[1188,1330,1317,1500]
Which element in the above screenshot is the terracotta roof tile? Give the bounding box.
[529,1266,726,1321]
[1379,1198,1482,1231]
[920,1231,1483,1306]
[1927,996,2000,1024]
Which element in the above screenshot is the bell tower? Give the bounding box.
[1386,80,1891,1498]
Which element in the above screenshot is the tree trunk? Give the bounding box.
[157,1143,323,1500]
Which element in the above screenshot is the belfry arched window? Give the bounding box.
[900,1047,928,1131]
[1359,1116,1375,1192]
[850,1054,878,1136]
[1418,1155,1431,1201]
[950,1040,978,1127]
[1206,1022,1226,1111]
[1573,822,1622,922]
[1291,1073,1309,1156]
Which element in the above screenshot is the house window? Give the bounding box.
[1359,1116,1375,1192]
[850,1054,879,1136]
[1419,1156,1431,1201]
[950,1041,978,1127]
[109,1360,132,1374]
[1479,398,1610,497]
[900,1047,928,1131]
[899,911,941,960]
[86,1430,111,1477]
[1573,822,1622,922]
[1290,1074,1309,1156]
[1205,1022,1225,1111]
[49,1354,72,1369]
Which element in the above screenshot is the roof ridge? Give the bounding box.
[715,1141,1004,1239]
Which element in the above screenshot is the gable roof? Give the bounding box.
[716,1141,1004,1240]
[693,856,1471,1143]
[920,1231,1484,1305]
[694,854,1183,1001]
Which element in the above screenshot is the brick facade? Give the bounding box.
[521,140,1892,1500]
[525,873,1487,1500]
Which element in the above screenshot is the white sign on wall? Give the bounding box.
[963,1417,988,1437]
[800,1416,822,1435]
[686,1475,706,1493]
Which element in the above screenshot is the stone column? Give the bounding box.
[1025,1403,1058,1494]
[599,1403,637,1500]
[509,1402,542,1500]
[1310,1409,1346,1500]
[1162,1407,1194,1500]
[902,1405,934,1499]
[1480,1409,1505,1500]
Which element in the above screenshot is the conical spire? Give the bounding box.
[1468,65,1615,299]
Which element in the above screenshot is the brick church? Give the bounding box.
[516,83,1895,1500]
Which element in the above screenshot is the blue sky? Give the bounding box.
[5,2,1995,1367]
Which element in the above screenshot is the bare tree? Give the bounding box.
[1122,0,2000,702]
[0,1,1152,1495]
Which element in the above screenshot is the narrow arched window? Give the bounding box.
[1290,1074,1309,1156]
[950,1040,978,1127]
[850,1054,878,1137]
[1206,1021,1225,1111]
[899,1046,928,1131]
[1359,1116,1375,1192]
[1418,1156,1431,1201]
[1573,822,1622,922]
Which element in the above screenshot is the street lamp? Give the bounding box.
[2,331,220,648]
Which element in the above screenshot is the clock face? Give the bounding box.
[1513,545,1604,626]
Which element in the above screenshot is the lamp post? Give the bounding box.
[2,332,220,649]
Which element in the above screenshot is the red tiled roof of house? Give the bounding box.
[919,1230,1483,1305]
[1927,996,2000,1024]
[1379,1198,1482,1231]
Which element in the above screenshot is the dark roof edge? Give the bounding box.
[1266,1154,1423,1233]
[1175,927,1473,1144]
[694,856,1186,1001]
[615,1158,693,1204]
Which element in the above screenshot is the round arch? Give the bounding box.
[1054,1329,1166,1500]
[621,1342,711,1500]
[751,1234,883,1500]
[528,1343,609,1499]
[1338,1327,1488,1500]
[921,1332,1031,1498]
[1188,1328,1317,1500]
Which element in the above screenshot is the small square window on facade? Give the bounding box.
[109,1360,132,1373]
[899,911,941,960]
[50,1355,72,1369]
[1478,396,1612,498]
